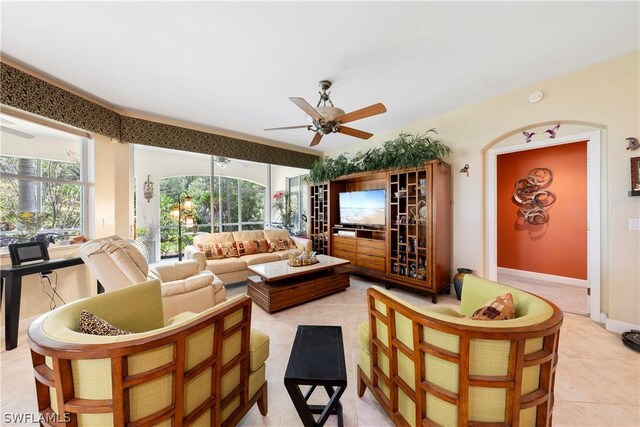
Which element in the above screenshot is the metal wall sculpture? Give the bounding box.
[513,168,556,224]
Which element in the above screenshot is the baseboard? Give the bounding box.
[0,314,39,338]
[605,318,640,335]
[497,267,588,288]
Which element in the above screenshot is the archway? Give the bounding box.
[485,123,603,322]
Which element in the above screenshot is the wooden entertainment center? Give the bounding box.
[308,161,452,302]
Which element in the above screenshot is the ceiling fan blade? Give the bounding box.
[289,97,323,121]
[335,103,387,124]
[264,125,310,131]
[1,126,34,139]
[338,126,373,140]
[309,132,324,147]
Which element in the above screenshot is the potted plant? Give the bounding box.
[272,190,296,232]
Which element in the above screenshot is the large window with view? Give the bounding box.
[133,145,309,260]
[0,115,88,248]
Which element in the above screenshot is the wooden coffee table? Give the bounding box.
[247,255,350,313]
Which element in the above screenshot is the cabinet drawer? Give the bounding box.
[333,249,357,262]
[333,236,357,250]
[357,258,386,272]
[357,240,386,256]
[357,252,385,266]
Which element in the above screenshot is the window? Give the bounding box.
[157,175,266,256]
[287,173,309,236]
[214,176,265,232]
[0,116,88,247]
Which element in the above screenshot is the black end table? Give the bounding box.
[284,325,347,427]
[1,257,85,350]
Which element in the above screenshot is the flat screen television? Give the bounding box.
[339,189,386,227]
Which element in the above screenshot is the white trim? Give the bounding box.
[486,130,601,323]
[605,318,640,335]
[497,267,588,288]
[0,314,39,338]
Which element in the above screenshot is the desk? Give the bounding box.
[1,257,84,350]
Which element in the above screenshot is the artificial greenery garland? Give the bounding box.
[308,130,452,183]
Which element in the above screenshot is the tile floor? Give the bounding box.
[497,271,589,316]
[1,276,638,426]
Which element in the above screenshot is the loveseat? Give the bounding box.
[28,279,269,426]
[185,229,312,285]
[357,275,563,427]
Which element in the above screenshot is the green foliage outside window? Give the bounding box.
[159,175,265,256]
[0,154,82,244]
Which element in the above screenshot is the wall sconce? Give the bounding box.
[143,175,154,202]
[459,164,469,177]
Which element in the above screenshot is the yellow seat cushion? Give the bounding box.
[250,328,270,371]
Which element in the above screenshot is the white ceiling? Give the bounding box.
[1,2,638,153]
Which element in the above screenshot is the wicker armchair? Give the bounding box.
[28,279,269,426]
[357,275,563,427]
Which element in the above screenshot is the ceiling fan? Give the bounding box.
[265,80,387,147]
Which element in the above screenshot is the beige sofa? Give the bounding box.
[185,229,312,284]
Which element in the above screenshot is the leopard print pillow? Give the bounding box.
[79,310,131,336]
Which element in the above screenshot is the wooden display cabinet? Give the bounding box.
[309,183,330,254]
[388,162,451,301]
[309,162,451,302]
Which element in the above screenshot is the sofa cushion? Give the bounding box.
[249,328,270,371]
[471,293,515,321]
[161,271,215,297]
[193,232,235,247]
[275,250,291,260]
[79,310,131,336]
[205,257,248,275]
[241,252,282,266]
[232,230,265,242]
[263,229,291,242]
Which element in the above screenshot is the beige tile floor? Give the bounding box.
[497,271,589,316]
[1,276,638,426]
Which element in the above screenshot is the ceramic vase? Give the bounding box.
[453,268,473,300]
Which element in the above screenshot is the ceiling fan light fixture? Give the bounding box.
[314,106,346,122]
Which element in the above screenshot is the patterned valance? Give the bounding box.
[120,116,318,169]
[0,62,319,169]
[1,62,121,138]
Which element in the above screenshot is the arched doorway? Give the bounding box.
[486,129,602,321]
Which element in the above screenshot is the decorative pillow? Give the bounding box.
[235,240,259,256]
[471,293,515,321]
[256,239,270,253]
[268,238,288,252]
[197,243,219,260]
[215,241,239,258]
[79,310,131,336]
[285,237,297,249]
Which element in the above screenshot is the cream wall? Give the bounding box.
[326,51,640,326]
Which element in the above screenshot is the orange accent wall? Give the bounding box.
[497,142,587,279]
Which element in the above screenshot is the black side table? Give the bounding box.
[284,325,347,427]
[0,257,84,350]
